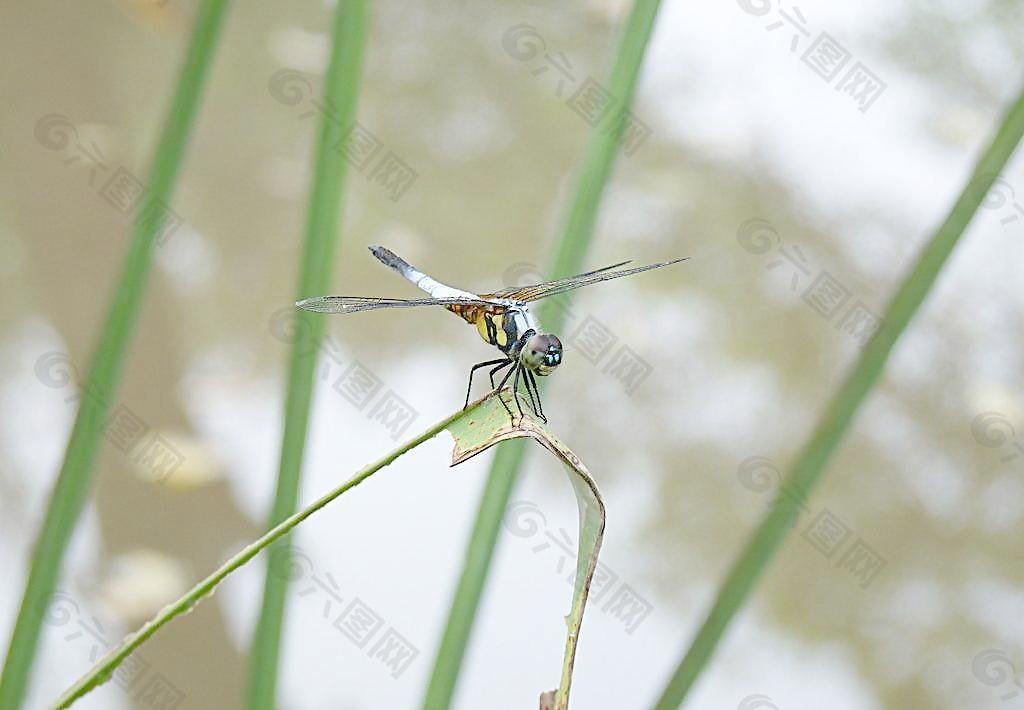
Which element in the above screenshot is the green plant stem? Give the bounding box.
[55,400,480,709]
[0,3,230,707]
[654,83,1024,709]
[421,2,663,707]
[244,2,369,708]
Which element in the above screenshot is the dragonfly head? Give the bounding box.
[521,333,562,375]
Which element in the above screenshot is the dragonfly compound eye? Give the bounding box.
[524,334,562,374]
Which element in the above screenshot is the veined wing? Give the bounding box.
[483,257,688,303]
[295,295,507,315]
[480,260,630,301]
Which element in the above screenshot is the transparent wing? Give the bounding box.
[483,257,688,303]
[482,260,630,300]
[295,295,505,314]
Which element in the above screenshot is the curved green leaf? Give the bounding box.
[448,394,607,709]
[53,392,605,709]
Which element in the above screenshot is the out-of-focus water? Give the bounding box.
[2,1,1024,708]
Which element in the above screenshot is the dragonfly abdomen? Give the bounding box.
[370,245,478,301]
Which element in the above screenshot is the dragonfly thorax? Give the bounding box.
[472,308,561,374]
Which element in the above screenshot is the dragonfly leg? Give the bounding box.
[493,361,517,419]
[521,369,540,419]
[525,370,546,423]
[488,359,513,388]
[464,358,509,409]
[511,364,525,423]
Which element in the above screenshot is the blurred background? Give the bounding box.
[3,0,1024,708]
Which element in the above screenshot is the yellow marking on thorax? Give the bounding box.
[492,314,507,347]
[476,313,490,343]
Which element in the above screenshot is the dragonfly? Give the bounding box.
[297,246,688,423]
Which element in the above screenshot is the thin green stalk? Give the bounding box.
[55,399,481,709]
[421,2,663,707]
[0,3,231,707]
[244,2,369,707]
[654,82,1024,708]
